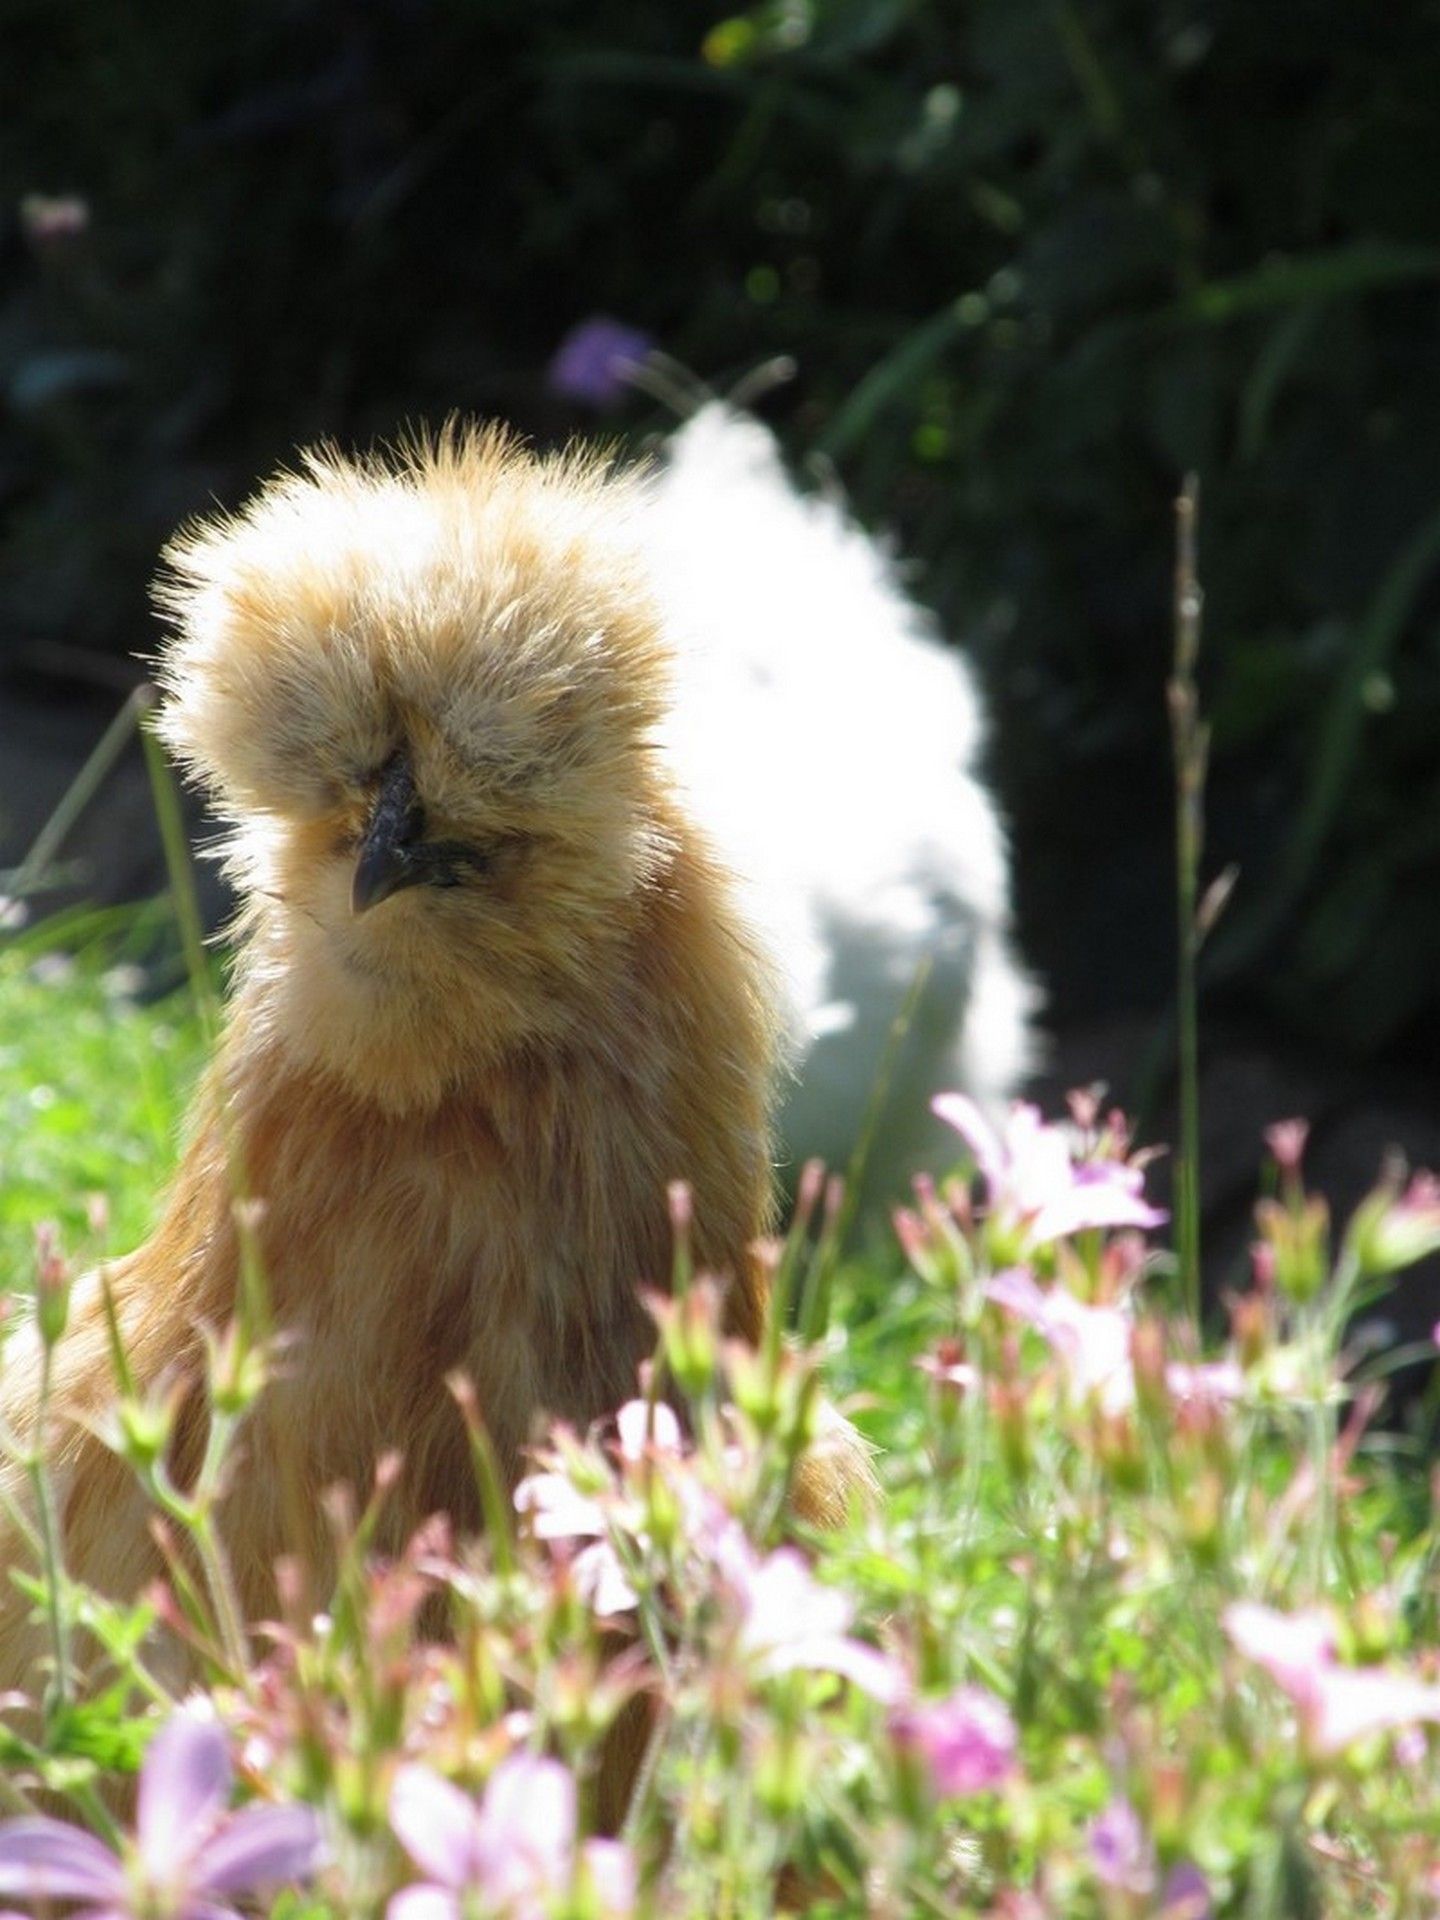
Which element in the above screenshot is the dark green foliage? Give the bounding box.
[4,0,1440,1063]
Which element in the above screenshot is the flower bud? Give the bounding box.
[1177,1468,1224,1558]
[116,1389,177,1472]
[1149,1760,1187,1849]
[1129,1317,1170,1420]
[987,1378,1031,1482]
[1095,1409,1144,1489]
[33,1222,70,1351]
[1254,1194,1329,1305]
[754,1723,812,1819]
[645,1277,721,1400]
[1264,1118,1309,1183]
[1228,1289,1272,1369]
[204,1320,270,1415]
[1346,1170,1440,1279]
[916,1337,976,1406]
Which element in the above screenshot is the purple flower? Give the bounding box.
[890,1685,1017,1797]
[388,1756,634,1920]
[1089,1796,1155,1894]
[0,1705,323,1917]
[547,318,654,409]
[934,1094,1166,1252]
[1160,1863,1212,1918]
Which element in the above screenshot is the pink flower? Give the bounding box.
[985,1267,1136,1413]
[0,1705,323,1917]
[615,1397,684,1463]
[726,1545,902,1703]
[513,1471,608,1541]
[890,1685,1017,1796]
[1224,1601,1440,1756]
[1224,1601,1339,1694]
[388,1756,633,1920]
[513,1468,638,1617]
[1304,1668,1440,1756]
[934,1094,1166,1249]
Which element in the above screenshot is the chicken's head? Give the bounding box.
[153,428,684,1106]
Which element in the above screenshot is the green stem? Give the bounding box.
[137,701,219,1042]
[10,687,146,902]
[140,1457,250,1685]
[1169,475,1205,1328]
[186,1509,251,1682]
[27,1342,72,1711]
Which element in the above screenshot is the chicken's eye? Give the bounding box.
[422,840,494,888]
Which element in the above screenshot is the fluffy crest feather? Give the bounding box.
[153,424,664,822]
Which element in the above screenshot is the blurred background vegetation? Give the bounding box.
[4,0,1440,1092]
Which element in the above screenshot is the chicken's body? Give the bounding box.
[0,429,835,1696]
[646,405,1036,1196]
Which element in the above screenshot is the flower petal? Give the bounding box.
[387,1888,461,1920]
[932,1092,1006,1194]
[513,1472,606,1540]
[1224,1601,1336,1699]
[1308,1667,1440,1756]
[736,1547,853,1657]
[390,1767,481,1888]
[0,1817,123,1900]
[581,1838,637,1915]
[575,1540,638,1618]
[762,1633,905,1702]
[476,1754,575,1896]
[1030,1168,1167,1243]
[137,1707,232,1877]
[192,1804,325,1895]
[985,1269,1135,1412]
[616,1398,682,1462]
[1160,1863,1212,1920]
[893,1685,1018,1795]
[1089,1796,1155,1894]
[547,318,653,409]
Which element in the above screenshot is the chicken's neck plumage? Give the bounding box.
[57,843,772,1591]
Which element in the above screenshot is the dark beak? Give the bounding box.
[352,752,427,915]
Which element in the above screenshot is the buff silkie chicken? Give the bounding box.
[0,427,874,1724]
[644,403,1036,1200]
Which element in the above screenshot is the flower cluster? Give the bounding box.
[4,1091,1440,1914]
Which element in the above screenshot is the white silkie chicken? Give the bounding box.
[644,403,1038,1204]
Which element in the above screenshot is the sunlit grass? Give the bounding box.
[0,907,205,1275]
